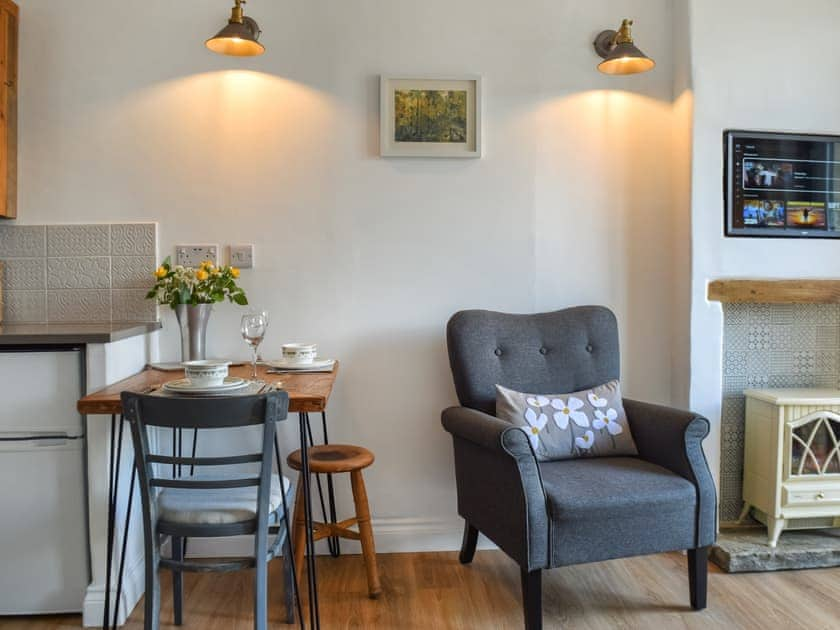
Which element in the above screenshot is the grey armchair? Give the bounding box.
[442,306,716,630]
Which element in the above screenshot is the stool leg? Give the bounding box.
[291,476,307,595]
[350,470,381,598]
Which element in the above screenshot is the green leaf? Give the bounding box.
[233,293,248,306]
[145,290,157,299]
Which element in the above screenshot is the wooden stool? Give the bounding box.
[287,444,381,599]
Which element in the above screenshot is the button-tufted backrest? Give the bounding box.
[446,306,620,415]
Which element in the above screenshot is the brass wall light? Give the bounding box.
[593,19,655,75]
[206,0,265,57]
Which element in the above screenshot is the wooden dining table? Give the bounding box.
[78,362,340,630]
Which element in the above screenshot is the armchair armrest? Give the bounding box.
[442,405,536,460]
[442,406,549,570]
[623,398,716,547]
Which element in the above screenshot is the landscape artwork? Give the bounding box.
[394,89,468,143]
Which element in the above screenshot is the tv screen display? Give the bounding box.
[724,130,840,238]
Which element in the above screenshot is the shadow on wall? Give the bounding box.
[532,89,689,404]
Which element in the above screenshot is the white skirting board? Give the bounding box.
[82,549,146,627]
[184,517,497,558]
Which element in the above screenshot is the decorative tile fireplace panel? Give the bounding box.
[720,303,840,522]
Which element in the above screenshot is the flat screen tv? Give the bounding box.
[724,130,840,238]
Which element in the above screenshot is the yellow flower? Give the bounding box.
[201,260,214,271]
[155,266,167,279]
[230,267,240,278]
[196,269,209,281]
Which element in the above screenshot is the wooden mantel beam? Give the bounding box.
[708,279,840,304]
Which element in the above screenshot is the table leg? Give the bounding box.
[299,411,321,629]
[112,465,136,629]
[103,414,125,630]
[320,412,340,558]
[303,414,340,558]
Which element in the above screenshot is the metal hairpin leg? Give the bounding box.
[103,414,117,630]
[112,466,136,629]
[299,411,321,629]
[275,434,305,628]
[103,414,127,630]
[303,412,340,557]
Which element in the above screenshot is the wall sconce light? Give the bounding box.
[593,19,655,75]
[206,0,265,57]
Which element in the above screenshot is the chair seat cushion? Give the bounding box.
[158,473,292,525]
[540,457,698,567]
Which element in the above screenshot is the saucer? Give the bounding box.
[163,377,249,395]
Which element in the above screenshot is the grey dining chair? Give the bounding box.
[442,306,716,630]
[122,390,296,630]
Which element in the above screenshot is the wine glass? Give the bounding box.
[241,311,268,379]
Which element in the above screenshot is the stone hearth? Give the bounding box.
[711,527,840,573]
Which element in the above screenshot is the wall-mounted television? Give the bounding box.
[724,130,840,238]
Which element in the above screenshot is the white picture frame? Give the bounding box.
[380,75,482,158]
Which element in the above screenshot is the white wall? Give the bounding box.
[16,0,687,549]
[688,0,840,486]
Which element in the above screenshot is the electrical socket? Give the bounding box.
[175,244,219,268]
[229,244,254,269]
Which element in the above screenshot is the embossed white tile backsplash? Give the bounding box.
[720,303,840,522]
[0,223,158,323]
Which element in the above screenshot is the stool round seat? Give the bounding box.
[287,444,374,474]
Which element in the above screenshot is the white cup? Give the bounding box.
[183,360,230,387]
[281,343,317,364]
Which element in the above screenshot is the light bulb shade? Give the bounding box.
[597,42,655,75]
[206,16,265,56]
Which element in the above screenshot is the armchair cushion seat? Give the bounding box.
[541,457,697,567]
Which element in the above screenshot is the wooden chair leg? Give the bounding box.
[459,521,478,564]
[350,470,381,598]
[688,546,709,610]
[254,555,268,630]
[171,536,184,626]
[143,528,161,630]
[520,568,542,630]
[291,476,307,595]
[282,534,295,624]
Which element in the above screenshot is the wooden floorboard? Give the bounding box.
[1,550,838,629]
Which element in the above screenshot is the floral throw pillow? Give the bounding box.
[495,380,638,462]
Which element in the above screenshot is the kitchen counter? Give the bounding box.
[0,321,161,346]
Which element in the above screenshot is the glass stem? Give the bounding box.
[252,345,258,379]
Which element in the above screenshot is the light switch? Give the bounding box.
[176,244,219,267]
[230,244,254,269]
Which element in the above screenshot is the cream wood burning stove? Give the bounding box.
[741,389,840,547]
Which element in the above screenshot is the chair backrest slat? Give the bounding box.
[147,453,263,467]
[150,477,260,490]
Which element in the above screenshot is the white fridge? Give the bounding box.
[0,348,90,614]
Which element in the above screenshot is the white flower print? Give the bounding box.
[523,407,548,449]
[587,391,608,408]
[593,408,623,435]
[551,397,589,429]
[526,396,550,408]
[575,430,595,450]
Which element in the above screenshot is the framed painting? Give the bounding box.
[380,75,482,158]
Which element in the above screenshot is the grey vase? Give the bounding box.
[174,304,212,362]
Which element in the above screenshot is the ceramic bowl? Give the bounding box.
[183,360,230,387]
[281,343,318,364]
